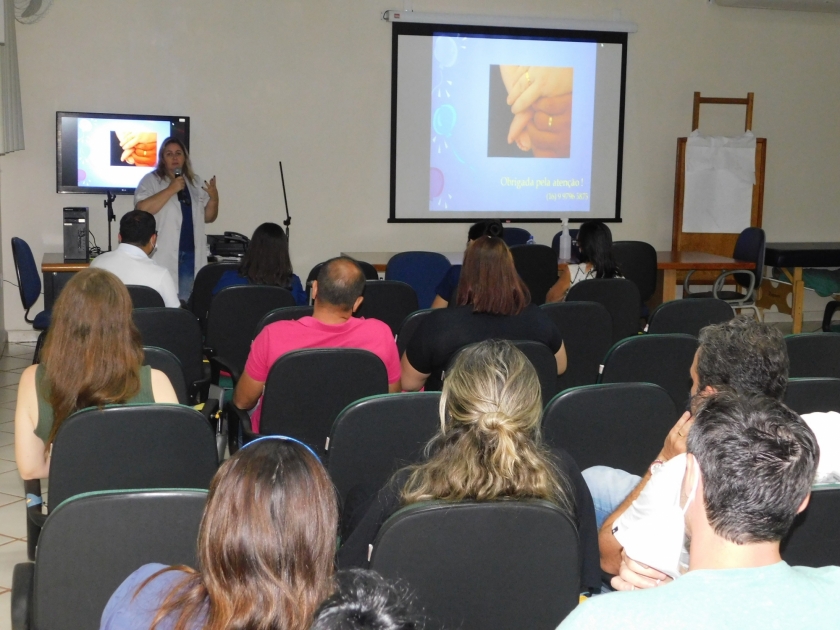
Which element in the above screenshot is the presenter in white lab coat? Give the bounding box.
[134,137,219,300]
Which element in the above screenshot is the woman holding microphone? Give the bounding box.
[135,137,219,300]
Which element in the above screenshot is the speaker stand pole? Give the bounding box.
[104,190,117,251]
[279,161,291,242]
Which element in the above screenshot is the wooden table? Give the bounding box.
[655,251,756,304]
[761,243,840,334]
[41,253,90,310]
[341,251,464,273]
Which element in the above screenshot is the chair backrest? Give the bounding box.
[143,346,189,405]
[327,392,441,509]
[566,278,641,343]
[188,261,240,330]
[502,227,532,247]
[541,301,613,393]
[550,228,580,262]
[612,241,658,303]
[31,489,206,630]
[48,404,218,508]
[732,226,766,289]
[259,348,389,455]
[782,488,840,568]
[126,284,166,308]
[385,251,451,309]
[784,378,840,415]
[205,285,297,377]
[646,298,734,336]
[254,305,315,339]
[598,334,698,409]
[786,333,840,380]
[396,308,434,358]
[543,383,677,476]
[370,500,580,630]
[354,280,419,336]
[133,308,206,394]
[11,237,42,310]
[510,244,558,306]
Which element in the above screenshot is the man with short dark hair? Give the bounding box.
[233,257,400,433]
[560,392,840,628]
[89,210,180,307]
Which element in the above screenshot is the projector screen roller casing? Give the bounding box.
[389,22,627,223]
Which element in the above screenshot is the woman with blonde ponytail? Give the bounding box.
[338,340,600,593]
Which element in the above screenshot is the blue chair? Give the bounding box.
[502,227,532,247]
[385,251,451,309]
[11,237,50,330]
[683,227,766,320]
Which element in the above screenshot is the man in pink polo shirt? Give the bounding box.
[233,256,401,432]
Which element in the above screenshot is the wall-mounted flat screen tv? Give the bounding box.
[56,111,190,194]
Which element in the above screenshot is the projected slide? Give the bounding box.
[76,117,171,189]
[429,36,596,213]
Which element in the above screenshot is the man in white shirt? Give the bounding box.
[90,210,180,308]
[560,392,840,629]
[595,316,839,589]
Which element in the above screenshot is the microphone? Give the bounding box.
[174,168,191,205]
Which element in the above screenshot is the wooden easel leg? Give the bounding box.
[792,267,804,334]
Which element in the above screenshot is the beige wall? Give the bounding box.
[0,0,837,331]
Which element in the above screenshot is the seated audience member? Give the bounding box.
[89,210,180,307]
[310,569,423,630]
[339,340,600,594]
[212,222,306,305]
[101,437,337,630]
[233,257,400,433]
[560,392,840,628]
[546,220,622,303]
[431,219,504,308]
[595,316,840,590]
[15,269,178,481]
[402,236,566,391]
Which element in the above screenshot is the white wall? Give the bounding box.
[0,0,838,332]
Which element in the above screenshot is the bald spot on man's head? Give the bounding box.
[315,257,366,309]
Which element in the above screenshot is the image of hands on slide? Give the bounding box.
[490,65,573,158]
[110,131,158,167]
[429,36,596,213]
[77,118,171,188]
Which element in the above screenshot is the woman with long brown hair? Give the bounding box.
[100,437,338,630]
[14,268,178,480]
[401,235,567,391]
[339,341,600,593]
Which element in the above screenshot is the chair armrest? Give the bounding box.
[208,356,241,386]
[225,401,258,452]
[682,269,700,296]
[12,562,34,630]
[24,479,45,561]
[712,269,756,302]
[823,301,840,332]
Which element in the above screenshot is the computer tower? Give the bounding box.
[63,207,89,262]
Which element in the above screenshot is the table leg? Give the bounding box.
[661,269,677,302]
[791,267,804,334]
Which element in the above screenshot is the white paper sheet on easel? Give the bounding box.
[682,131,756,233]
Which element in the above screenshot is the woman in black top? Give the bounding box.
[402,235,567,391]
[338,340,600,594]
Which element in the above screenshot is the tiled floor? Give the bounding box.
[0,341,38,630]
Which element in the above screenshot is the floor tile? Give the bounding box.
[0,407,15,422]
[0,502,27,541]
[0,358,30,372]
[0,391,16,406]
[0,446,15,463]
[0,374,21,389]
[0,540,30,589]
[0,403,15,412]
[0,435,12,450]
[3,368,26,376]
[3,343,35,359]
[0,473,23,499]
[0,590,10,630]
[0,422,13,435]
[0,462,16,476]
